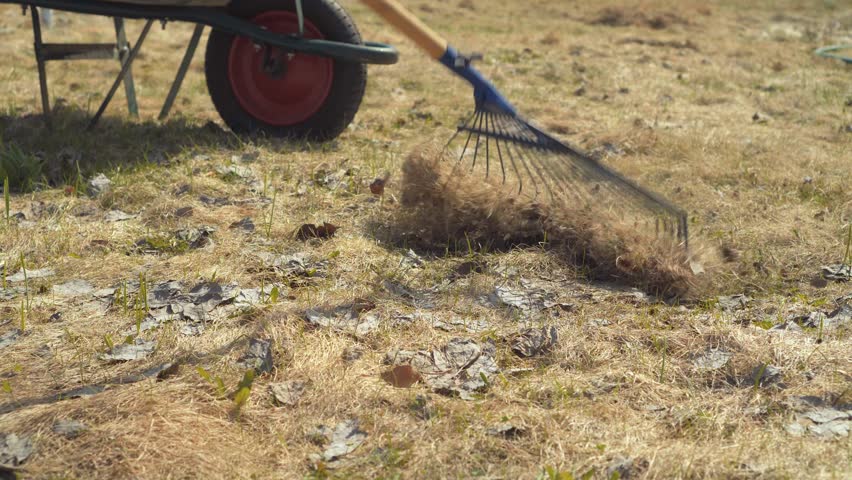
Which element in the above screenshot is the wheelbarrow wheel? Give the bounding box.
[205,0,366,141]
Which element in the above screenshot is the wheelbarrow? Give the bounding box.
[0,0,399,141]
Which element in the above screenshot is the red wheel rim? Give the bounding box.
[227,12,334,126]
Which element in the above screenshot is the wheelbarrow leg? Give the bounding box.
[88,19,154,130]
[159,24,205,121]
[30,7,52,126]
[113,18,139,118]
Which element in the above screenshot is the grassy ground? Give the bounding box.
[0,0,850,478]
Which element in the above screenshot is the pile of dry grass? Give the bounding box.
[586,5,697,30]
[395,144,710,299]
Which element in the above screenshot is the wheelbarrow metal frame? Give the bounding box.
[3,0,399,65]
[2,0,398,131]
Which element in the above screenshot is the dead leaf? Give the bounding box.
[256,251,329,282]
[86,173,111,198]
[432,316,490,333]
[53,279,95,297]
[89,239,110,249]
[304,301,379,337]
[7,268,54,283]
[270,381,308,406]
[382,279,436,309]
[309,419,367,463]
[53,420,88,439]
[744,364,784,388]
[827,302,851,328]
[229,217,255,233]
[104,210,136,222]
[385,338,500,400]
[199,195,232,207]
[174,206,193,218]
[370,173,390,196]
[822,264,851,282]
[400,249,424,269]
[783,395,852,439]
[0,433,32,466]
[690,348,732,370]
[487,281,558,317]
[511,326,558,358]
[236,338,274,375]
[175,226,215,249]
[0,330,21,350]
[296,222,338,240]
[381,365,422,388]
[717,294,751,312]
[0,287,23,301]
[342,345,364,363]
[809,421,850,438]
[486,422,526,438]
[409,394,436,420]
[98,338,156,362]
[369,178,386,196]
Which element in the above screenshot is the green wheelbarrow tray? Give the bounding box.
[1,0,399,65]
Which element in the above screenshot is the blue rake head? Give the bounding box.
[438,46,689,249]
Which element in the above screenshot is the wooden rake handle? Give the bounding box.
[360,0,449,59]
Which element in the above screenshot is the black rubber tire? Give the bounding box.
[204,0,367,141]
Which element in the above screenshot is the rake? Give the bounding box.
[362,0,689,248]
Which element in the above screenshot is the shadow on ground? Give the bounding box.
[0,322,263,417]
[0,105,240,190]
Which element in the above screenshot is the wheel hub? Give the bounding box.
[260,46,290,79]
[227,11,334,126]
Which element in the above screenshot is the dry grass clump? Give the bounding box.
[588,5,691,30]
[395,144,707,299]
[0,381,277,479]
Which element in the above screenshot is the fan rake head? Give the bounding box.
[446,109,689,249]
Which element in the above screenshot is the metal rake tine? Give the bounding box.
[509,136,557,202]
[515,144,587,207]
[549,140,668,221]
[556,163,603,208]
[551,153,607,209]
[447,110,478,154]
[492,112,518,186]
[494,115,538,198]
[584,171,655,218]
[496,121,524,195]
[456,111,480,165]
[491,113,528,195]
[525,120,685,220]
[507,116,585,204]
[492,124,508,185]
[529,144,606,208]
[661,217,677,239]
[471,111,485,172]
[511,118,670,227]
[484,112,491,179]
[501,114,596,208]
[678,215,689,249]
[536,137,634,209]
[537,147,631,212]
[523,118,685,243]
